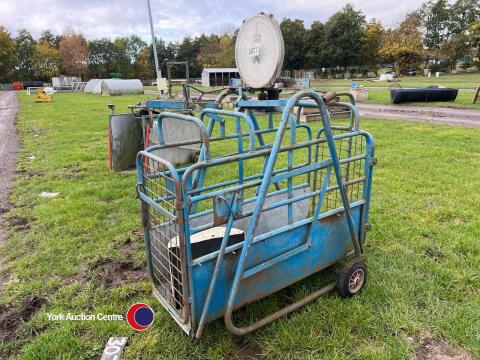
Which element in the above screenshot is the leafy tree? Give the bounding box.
[39,30,62,48]
[420,0,451,61]
[59,29,89,77]
[304,21,326,69]
[218,34,235,67]
[440,33,470,69]
[113,37,131,77]
[32,41,60,80]
[380,12,424,75]
[280,18,307,70]
[178,36,201,76]
[468,21,480,55]
[361,19,385,69]
[197,34,221,69]
[133,46,154,79]
[126,35,146,65]
[323,4,366,69]
[0,26,15,82]
[88,38,115,77]
[15,29,36,80]
[449,0,480,35]
[165,41,179,61]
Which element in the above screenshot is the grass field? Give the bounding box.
[312,72,480,89]
[0,92,479,359]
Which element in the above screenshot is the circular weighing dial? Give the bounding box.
[235,13,284,89]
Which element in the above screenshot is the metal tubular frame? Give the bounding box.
[136,89,376,338]
[222,91,364,335]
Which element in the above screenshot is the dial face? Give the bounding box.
[235,14,284,88]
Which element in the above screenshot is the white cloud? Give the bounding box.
[0,0,421,41]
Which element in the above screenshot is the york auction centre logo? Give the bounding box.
[126,303,154,331]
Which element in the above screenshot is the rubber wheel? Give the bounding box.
[337,259,367,298]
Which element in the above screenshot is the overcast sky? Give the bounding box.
[0,0,422,41]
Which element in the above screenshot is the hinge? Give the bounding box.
[370,157,377,166]
[364,223,372,231]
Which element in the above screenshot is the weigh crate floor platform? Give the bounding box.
[136,91,376,337]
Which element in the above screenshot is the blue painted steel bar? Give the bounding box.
[360,132,375,244]
[223,91,362,336]
[311,94,362,257]
[311,165,333,221]
[179,131,362,183]
[187,162,310,198]
[236,99,288,108]
[195,192,240,338]
[190,199,367,267]
[241,243,310,280]
[199,108,257,152]
[146,100,188,109]
[268,111,274,128]
[188,153,365,204]
[204,111,226,137]
[138,192,175,218]
[288,113,298,224]
[189,180,366,237]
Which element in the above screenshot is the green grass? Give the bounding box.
[1,92,479,359]
[365,89,480,109]
[312,72,480,89]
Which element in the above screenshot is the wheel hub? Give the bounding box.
[348,268,365,293]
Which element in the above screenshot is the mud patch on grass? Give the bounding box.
[71,239,146,287]
[436,212,466,225]
[410,331,472,360]
[6,215,31,231]
[61,163,87,180]
[231,338,264,360]
[62,163,87,174]
[89,256,146,287]
[424,247,444,261]
[15,169,44,177]
[0,295,46,340]
[21,171,44,180]
[0,204,10,215]
[62,173,86,180]
[28,127,46,137]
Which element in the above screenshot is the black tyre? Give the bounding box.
[337,259,367,298]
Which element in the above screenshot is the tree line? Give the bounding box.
[0,0,479,83]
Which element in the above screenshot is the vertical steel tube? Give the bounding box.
[146,0,161,80]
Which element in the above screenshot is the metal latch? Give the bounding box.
[213,191,242,225]
[370,157,377,166]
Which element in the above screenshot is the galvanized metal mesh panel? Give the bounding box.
[314,133,366,214]
[142,158,187,321]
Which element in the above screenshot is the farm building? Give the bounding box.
[201,68,240,87]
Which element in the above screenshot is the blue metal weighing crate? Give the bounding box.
[136,90,376,338]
